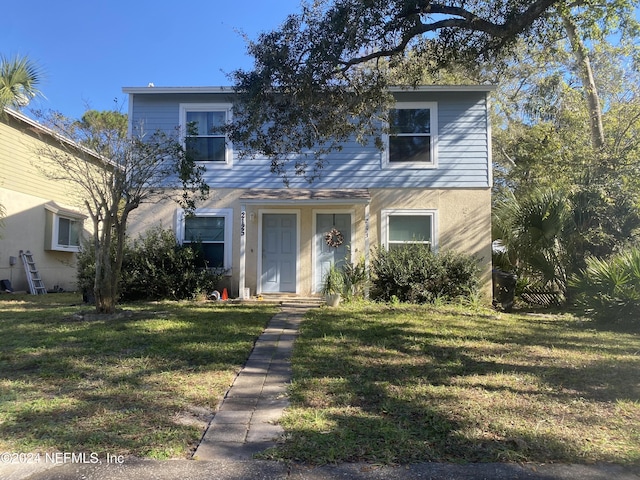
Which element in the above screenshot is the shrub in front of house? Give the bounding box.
[370,243,480,303]
[77,227,223,302]
[570,247,640,321]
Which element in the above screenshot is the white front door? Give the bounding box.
[261,213,297,293]
[315,213,351,292]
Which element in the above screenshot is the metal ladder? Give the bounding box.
[20,250,47,295]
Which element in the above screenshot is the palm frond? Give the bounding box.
[0,54,43,109]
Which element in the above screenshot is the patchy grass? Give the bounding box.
[0,293,277,458]
[266,302,640,465]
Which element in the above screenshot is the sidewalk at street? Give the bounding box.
[3,457,638,479]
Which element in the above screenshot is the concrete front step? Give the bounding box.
[241,294,325,307]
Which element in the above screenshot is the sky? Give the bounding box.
[2,0,303,120]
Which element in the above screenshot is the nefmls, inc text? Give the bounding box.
[46,452,125,464]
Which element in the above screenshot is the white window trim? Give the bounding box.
[176,208,233,273]
[179,103,233,168]
[44,203,85,252]
[383,101,438,170]
[380,209,438,251]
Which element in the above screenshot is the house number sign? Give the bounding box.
[240,211,246,236]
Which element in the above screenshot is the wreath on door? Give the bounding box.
[324,228,344,248]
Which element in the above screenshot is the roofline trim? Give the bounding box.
[122,85,497,95]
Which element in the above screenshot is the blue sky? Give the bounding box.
[2,0,302,120]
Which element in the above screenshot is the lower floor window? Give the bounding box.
[57,217,81,248]
[178,209,232,271]
[381,209,437,250]
[44,203,86,252]
[184,216,225,267]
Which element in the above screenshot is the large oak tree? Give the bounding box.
[227,0,567,181]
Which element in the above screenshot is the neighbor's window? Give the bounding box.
[386,102,437,168]
[57,217,81,249]
[44,203,86,252]
[180,104,232,164]
[178,208,233,271]
[381,209,437,250]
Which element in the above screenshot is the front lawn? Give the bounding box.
[0,293,277,458]
[267,302,640,465]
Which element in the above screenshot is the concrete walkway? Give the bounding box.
[192,302,309,461]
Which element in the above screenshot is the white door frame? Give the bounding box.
[257,209,300,295]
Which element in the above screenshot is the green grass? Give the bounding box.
[0,293,277,458]
[264,302,640,465]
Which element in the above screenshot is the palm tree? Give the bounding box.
[0,54,42,109]
[492,188,574,295]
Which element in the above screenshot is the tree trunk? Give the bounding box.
[109,209,132,309]
[94,215,117,314]
[561,12,605,152]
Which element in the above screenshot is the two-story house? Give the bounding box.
[0,109,94,293]
[123,86,494,299]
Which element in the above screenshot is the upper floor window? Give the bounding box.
[180,103,233,166]
[385,102,437,169]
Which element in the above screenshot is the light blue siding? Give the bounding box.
[128,90,490,189]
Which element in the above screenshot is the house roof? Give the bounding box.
[122,85,497,95]
[240,189,371,205]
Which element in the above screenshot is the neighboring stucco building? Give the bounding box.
[123,85,494,298]
[0,109,93,293]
